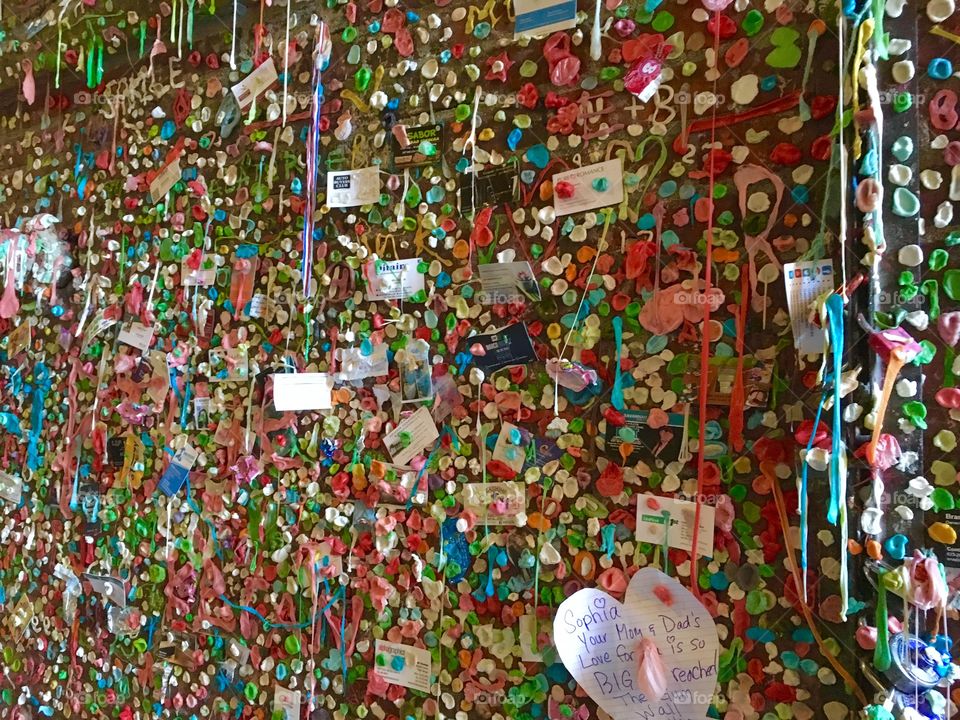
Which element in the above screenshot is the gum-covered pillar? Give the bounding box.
[849,0,941,710]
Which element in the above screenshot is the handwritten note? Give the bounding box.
[553,567,719,720]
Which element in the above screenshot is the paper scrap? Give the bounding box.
[149,158,182,202]
[337,343,389,382]
[514,0,578,38]
[273,373,334,412]
[273,686,301,720]
[232,58,279,110]
[157,445,199,496]
[366,257,425,301]
[478,261,541,304]
[118,320,155,353]
[461,481,526,526]
[0,470,22,504]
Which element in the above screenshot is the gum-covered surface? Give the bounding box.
[0,0,928,718]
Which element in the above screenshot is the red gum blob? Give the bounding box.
[652,584,673,606]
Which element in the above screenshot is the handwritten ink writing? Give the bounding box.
[553,570,721,720]
[592,669,636,697]
[562,595,621,635]
[578,650,611,668]
[614,622,645,642]
[658,612,701,633]
[671,659,717,683]
[577,630,609,655]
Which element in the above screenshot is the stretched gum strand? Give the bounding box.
[866,347,909,465]
[851,19,874,160]
[930,24,960,45]
[874,569,891,672]
[770,475,868,706]
[690,10,723,601]
[826,294,844,526]
[733,164,784,311]
[670,91,801,154]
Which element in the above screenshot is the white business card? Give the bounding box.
[366,257,425,301]
[382,406,439,467]
[461,481,526,526]
[327,166,381,208]
[118,320,155,353]
[374,640,432,693]
[552,159,624,216]
[514,0,577,38]
[635,493,715,557]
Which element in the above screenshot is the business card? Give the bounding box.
[635,493,715,557]
[552,159,624,216]
[327,166,381,208]
[374,640,432,693]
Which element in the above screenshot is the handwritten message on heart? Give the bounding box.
[553,567,719,720]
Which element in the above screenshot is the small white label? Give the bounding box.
[118,320,155,353]
[336,344,389,382]
[149,158,182,202]
[478,261,541,304]
[0,470,22,504]
[784,260,834,355]
[461,481,526,526]
[232,58,279,110]
[366,257,425,301]
[272,686,301,720]
[249,294,277,321]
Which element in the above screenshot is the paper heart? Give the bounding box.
[554,567,719,720]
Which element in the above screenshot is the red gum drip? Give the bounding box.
[672,91,802,154]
